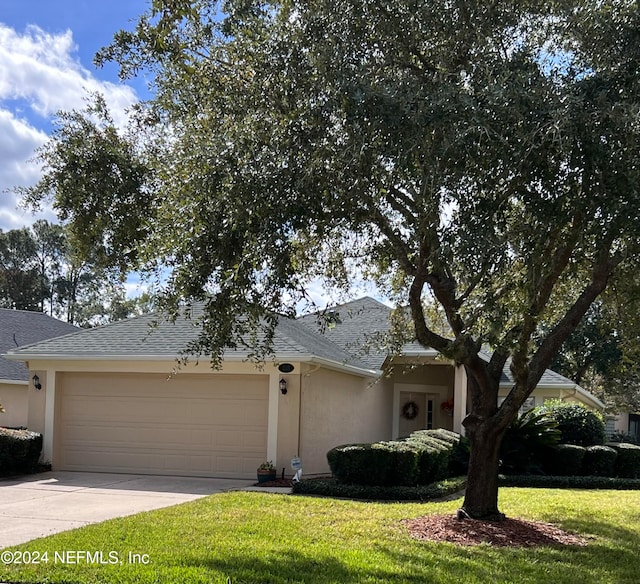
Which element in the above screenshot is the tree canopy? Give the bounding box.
[19,0,640,518]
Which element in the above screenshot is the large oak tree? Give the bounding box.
[22,0,640,519]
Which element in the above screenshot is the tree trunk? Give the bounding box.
[460,422,506,521]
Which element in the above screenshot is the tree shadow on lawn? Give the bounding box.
[180,535,637,584]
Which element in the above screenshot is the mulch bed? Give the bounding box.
[253,478,294,488]
[403,514,590,547]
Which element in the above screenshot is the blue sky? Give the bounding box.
[0,0,149,232]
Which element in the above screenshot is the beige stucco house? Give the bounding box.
[4,297,604,478]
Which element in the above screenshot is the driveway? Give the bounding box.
[0,471,253,548]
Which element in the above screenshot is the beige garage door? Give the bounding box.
[55,372,268,478]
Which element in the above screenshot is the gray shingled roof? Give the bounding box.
[0,309,79,382]
[298,297,578,388]
[4,297,582,389]
[5,304,377,376]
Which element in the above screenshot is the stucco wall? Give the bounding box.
[0,382,29,428]
[276,372,301,476]
[299,368,392,475]
[391,363,455,388]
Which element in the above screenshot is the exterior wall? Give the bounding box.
[275,371,301,476]
[0,382,29,428]
[26,370,47,435]
[299,367,393,475]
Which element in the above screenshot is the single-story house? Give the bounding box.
[4,297,604,478]
[0,308,78,428]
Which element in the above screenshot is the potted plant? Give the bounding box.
[257,461,277,483]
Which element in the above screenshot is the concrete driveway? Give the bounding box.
[0,471,253,548]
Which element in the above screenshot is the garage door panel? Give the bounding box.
[56,373,269,478]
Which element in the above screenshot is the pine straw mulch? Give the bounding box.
[403,514,591,547]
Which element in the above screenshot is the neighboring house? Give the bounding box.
[4,297,604,478]
[610,411,640,441]
[0,308,78,428]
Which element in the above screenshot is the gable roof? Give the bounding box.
[0,309,79,382]
[2,297,604,407]
[4,304,378,378]
[297,296,597,393]
[297,296,438,370]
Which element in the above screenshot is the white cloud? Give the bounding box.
[0,23,139,231]
[0,24,137,125]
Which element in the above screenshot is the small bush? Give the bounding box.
[582,445,617,476]
[609,431,639,446]
[0,428,43,475]
[544,443,586,476]
[538,401,606,446]
[500,409,561,475]
[292,476,467,501]
[608,442,640,478]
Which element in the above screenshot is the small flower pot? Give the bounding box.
[257,469,277,483]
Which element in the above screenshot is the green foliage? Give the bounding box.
[18,0,640,516]
[327,430,459,487]
[608,442,640,479]
[500,409,561,474]
[544,444,586,476]
[0,428,43,475]
[292,476,467,501]
[499,474,640,490]
[0,228,42,310]
[538,401,606,446]
[582,445,618,476]
[610,431,640,445]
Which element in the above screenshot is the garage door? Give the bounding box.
[55,372,268,478]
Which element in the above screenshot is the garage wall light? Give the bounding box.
[32,374,42,390]
[279,378,287,395]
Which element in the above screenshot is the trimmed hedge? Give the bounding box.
[498,474,640,490]
[292,474,640,501]
[544,443,586,476]
[608,442,640,478]
[0,428,43,475]
[292,476,467,501]
[327,429,460,487]
[582,445,617,477]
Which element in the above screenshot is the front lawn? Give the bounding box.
[1,488,638,583]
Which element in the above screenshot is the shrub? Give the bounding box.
[544,443,586,476]
[0,428,43,475]
[500,409,561,475]
[538,401,605,446]
[608,442,640,478]
[292,476,467,501]
[499,474,640,490]
[327,429,460,486]
[327,443,394,486]
[582,445,617,476]
[609,431,639,445]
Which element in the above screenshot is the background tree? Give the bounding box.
[0,221,152,326]
[31,219,66,314]
[20,0,640,519]
[0,227,44,310]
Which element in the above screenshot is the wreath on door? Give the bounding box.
[402,401,419,420]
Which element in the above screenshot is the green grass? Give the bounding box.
[1,488,638,583]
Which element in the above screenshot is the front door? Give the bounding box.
[398,391,434,438]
